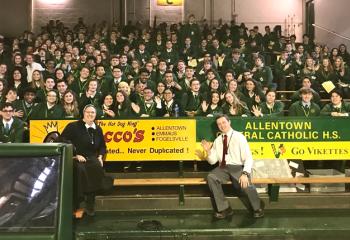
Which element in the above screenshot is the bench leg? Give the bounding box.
[193,161,198,172]
[179,161,184,177]
[179,185,185,206]
[268,184,280,202]
[179,161,185,205]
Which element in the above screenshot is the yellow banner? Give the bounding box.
[30,120,196,161]
[250,142,350,160]
[194,142,350,161]
[157,0,183,6]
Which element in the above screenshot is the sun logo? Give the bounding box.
[30,120,73,143]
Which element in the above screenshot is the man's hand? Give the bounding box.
[75,155,87,162]
[15,110,24,118]
[201,140,212,154]
[239,174,249,189]
[98,155,104,167]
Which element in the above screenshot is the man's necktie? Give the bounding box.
[194,94,199,106]
[4,123,10,135]
[220,134,228,168]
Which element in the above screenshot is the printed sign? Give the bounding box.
[157,0,183,6]
[196,118,350,160]
[30,119,196,161]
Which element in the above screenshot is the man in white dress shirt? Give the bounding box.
[202,114,264,219]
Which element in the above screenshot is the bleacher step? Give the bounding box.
[95,193,350,211]
[75,209,350,240]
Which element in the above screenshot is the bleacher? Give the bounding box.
[2,9,350,240]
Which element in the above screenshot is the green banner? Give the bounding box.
[196,117,350,160]
[197,117,349,142]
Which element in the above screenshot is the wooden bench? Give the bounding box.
[114,177,350,203]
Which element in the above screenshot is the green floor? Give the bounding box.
[75,209,350,239]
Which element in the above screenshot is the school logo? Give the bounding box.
[271,144,286,158]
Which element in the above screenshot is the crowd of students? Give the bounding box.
[1,14,350,143]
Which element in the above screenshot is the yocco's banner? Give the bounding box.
[30,117,350,161]
[30,119,196,161]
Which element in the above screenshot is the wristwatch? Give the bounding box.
[242,171,250,177]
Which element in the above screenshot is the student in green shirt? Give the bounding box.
[61,89,80,119]
[181,78,204,117]
[95,64,114,96]
[333,56,350,98]
[251,56,274,91]
[79,79,102,114]
[114,90,140,118]
[241,79,265,111]
[174,60,186,83]
[30,70,45,93]
[226,79,245,101]
[291,77,321,105]
[160,40,179,68]
[155,82,166,100]
[179,66,194,95]
[70,66,90,98]
[153,59,167,84]
[180,37,197,63]
[274,51,296,91]
[251,90,285,117]
[288,87,320,117]
[30,90,64,120]
[138,87,158,118]
[99,93,116,119]
[163,70,182,100]
[54,68,66,83]
[57,79,69,103]
[0,102,26,143]
[222,49,247,79]
[13,87,37,123]
[119,54,133,77]
[105,55,120,79]
[200,69,217,96]
[222,91,250,117]
[198,91,223,117]
[321,90,350,117]
[8,68,27,100]
[222,71,235,91]
[36,76,56,103]
[180,14,201,45]
[0,88,19,110]
[134,41,151,66]
[315,58,337,91]
[301,57,318,86]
